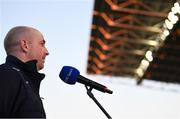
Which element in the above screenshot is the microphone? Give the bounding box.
[59,66,113,94]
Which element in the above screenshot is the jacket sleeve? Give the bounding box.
[0,68,25,117]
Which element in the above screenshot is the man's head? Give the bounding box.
[4,26,49,70]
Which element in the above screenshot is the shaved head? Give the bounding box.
[3,26,49,70]
[4,26,40,55]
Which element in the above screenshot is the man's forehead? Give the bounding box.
[31,31,45,41]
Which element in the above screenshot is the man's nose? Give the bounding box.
[45,47,49,56]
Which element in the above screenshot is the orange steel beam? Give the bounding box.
[105,0,168,18]
[94,11,163,33]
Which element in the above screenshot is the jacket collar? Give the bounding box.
[5,55,45,93]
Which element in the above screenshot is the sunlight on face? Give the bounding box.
[27,30,49,70]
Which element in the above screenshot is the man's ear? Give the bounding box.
[20,39,29,53]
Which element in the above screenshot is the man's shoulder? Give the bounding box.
[0,63,12,69]
[0,63,22,83]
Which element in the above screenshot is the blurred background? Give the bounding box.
[1,0,180,119]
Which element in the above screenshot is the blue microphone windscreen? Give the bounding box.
[59,66,80,85]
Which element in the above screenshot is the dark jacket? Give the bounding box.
[0,55,46,118]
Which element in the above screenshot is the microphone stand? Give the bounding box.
[85,85,112,119]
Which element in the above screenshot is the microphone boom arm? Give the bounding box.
[85,85,112,119]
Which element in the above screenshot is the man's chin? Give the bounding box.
[37,65,44,71]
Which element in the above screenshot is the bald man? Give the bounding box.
[0,26,49,118]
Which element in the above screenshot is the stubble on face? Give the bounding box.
[27,30,47,71]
